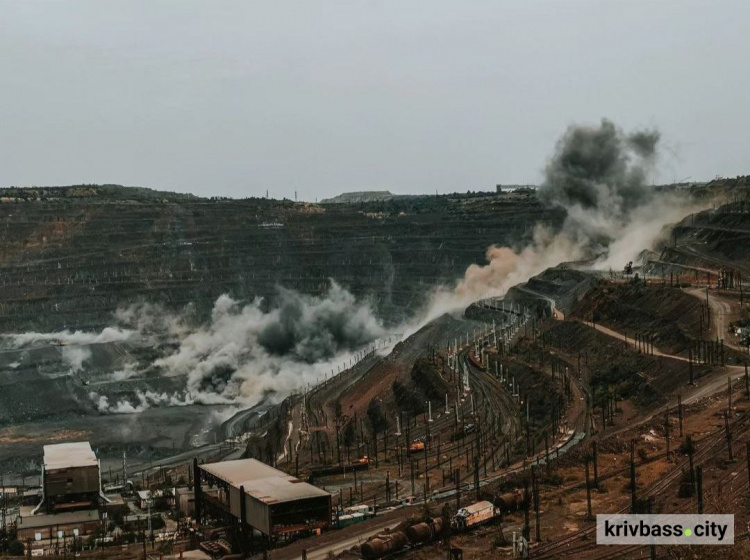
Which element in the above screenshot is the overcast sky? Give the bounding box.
[1,1,748,200]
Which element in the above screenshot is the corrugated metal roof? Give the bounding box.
[200,459,330,504]
[43,442,98,470]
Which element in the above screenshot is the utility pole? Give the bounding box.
[585,458,593,520]
[147,498,153,547]
[522,477,530,542]
[474,456,480,501]
[630,440,637,513]
[725,412,733,461]
[532,466,541,542]
[592,441,599,488]
[455,468,460,509]
[687,435,696,493]
[728,376,733,417]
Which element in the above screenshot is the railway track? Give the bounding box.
[532,409,750,559]
[298,309,585,515]
[334,315,544,506]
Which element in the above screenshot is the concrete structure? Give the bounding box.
[40,442,102,514]
[195,458,331,538]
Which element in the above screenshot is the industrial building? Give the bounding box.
[15,442,105,552]
[16,509,100,543]
[38,442,103,514]
[194,458,331,542]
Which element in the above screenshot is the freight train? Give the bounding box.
[360,517,442,560]
[496,491,523,513]
[359,500,502,559]
[335,504,376,529]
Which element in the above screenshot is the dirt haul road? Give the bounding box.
[578,318,745,437]
[683,286,747,352]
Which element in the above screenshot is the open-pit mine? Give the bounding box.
[1,129,749,560]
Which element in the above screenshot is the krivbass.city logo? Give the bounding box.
[597,514,734,545]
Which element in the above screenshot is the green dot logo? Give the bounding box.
[685,529,693,536]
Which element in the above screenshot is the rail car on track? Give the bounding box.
[452,500,501,531]
[359,500,501,559]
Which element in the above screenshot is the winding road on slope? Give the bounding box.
[577,318,744,408]
[579,320,689,363]
[683,286,746,352]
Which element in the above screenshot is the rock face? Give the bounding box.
[0,187,558,331]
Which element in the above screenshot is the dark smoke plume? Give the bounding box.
[628,129,661,159]
[539,118,660,249]
[418,118,698,319]
[149,280,386,403]
[258,285,385,363]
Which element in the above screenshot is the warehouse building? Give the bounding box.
[194,458,331,540]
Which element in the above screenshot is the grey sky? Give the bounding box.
[1,1,748,200]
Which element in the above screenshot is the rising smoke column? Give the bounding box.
[139,280,385,407]
[538,119,660,250]
[421,119,692,319]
